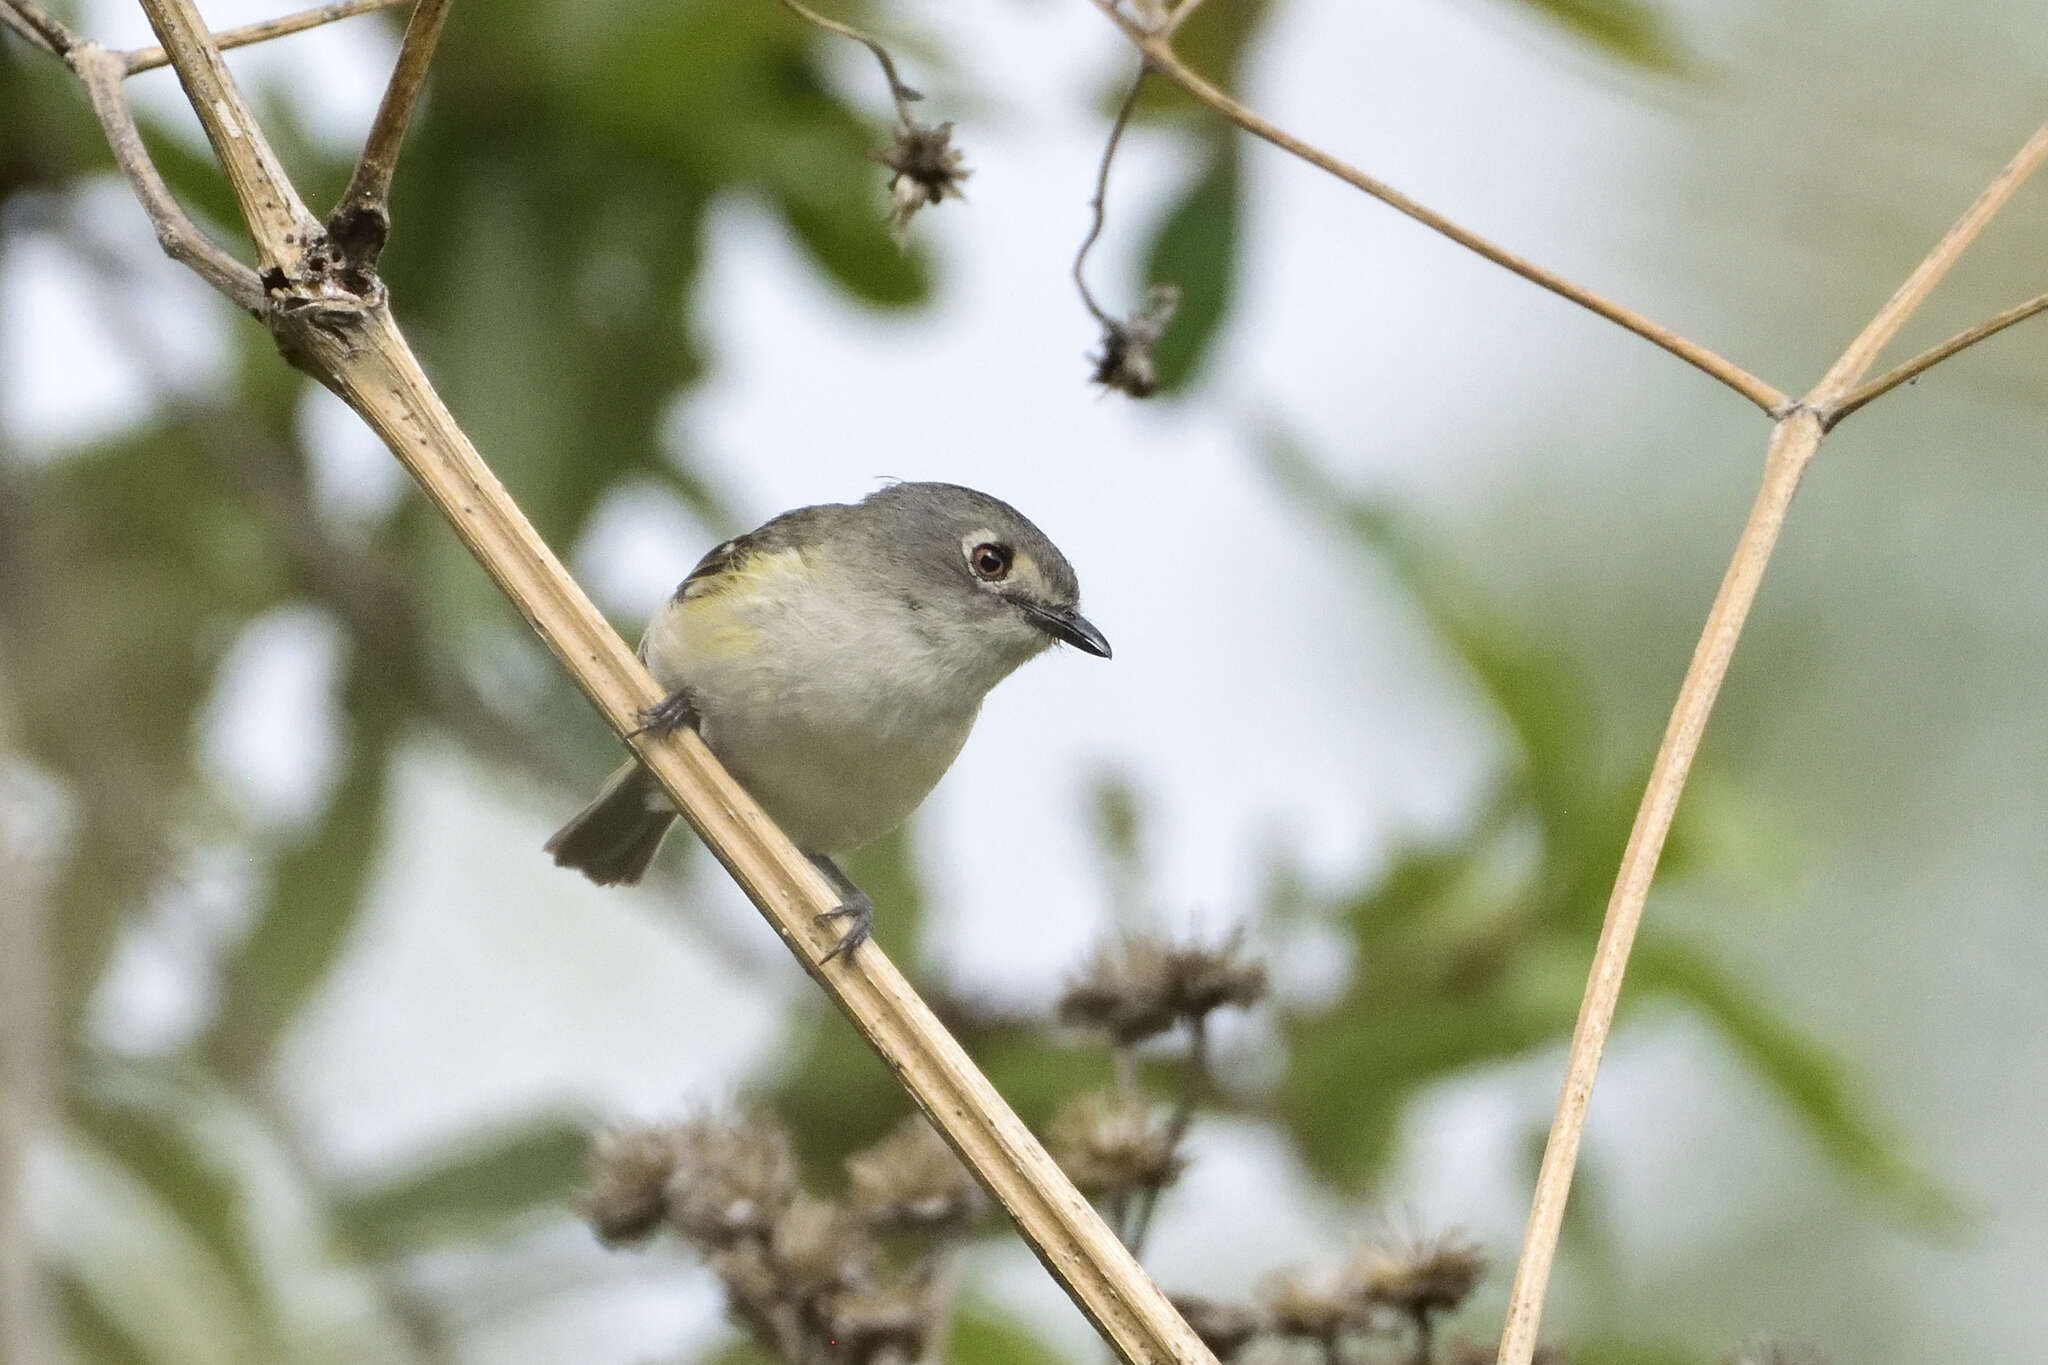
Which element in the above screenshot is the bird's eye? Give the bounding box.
[969,542,1012,580]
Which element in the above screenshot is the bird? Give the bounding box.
[545,481,1111,960]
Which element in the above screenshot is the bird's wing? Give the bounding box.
[669,504,833,604]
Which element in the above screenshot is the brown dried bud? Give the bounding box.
[877,120,968,242]
[1091,284,1181,398]
[1258,1266,1366,1343]
[1169,1293,1266,1359]
[1059,936,1180,1043]
[769,1196,878,1304]
[1349,1226,1487,1319]
[846,1117,986,1230]
[577,1124,682,1246]
[1059,930,1269,1043]
[1047,1090,1186,1196]
[664,1112,798,1248]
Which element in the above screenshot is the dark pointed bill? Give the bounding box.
[1019,601,1112,658]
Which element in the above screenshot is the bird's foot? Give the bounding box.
[630,688,699,738]
[816,893,874,964]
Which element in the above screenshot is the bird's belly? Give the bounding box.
[700,704,976,856]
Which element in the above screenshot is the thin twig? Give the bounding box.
[1086,0,1790,414]
[135,0,323,276]
[1826,286,2048,427]
[1125,1013,1205,1258]
[0,2,57,54]
[778,0,922,125]
[329,0,453,270]
[1074,62,1148,327]
[119,0,407,74]
[71,43,266,312]
[1498,120,2048,1365]
[0,0,73,53]
[83,2,1214,1358]
[1812,121,2048,405]
[1163,0,1209,39]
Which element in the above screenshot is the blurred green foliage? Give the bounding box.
[0,0,1926,1361]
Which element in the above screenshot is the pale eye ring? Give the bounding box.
[968,542,1012,581]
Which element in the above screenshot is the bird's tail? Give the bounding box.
[545,761,676,886]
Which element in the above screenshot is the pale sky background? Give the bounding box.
[6,0,2047,1361]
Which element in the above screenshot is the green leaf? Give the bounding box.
[1632,935,1962,1229]
[55,1269,156,1365]
[69,1088,268,1320]
[335,1119,591,1254]
[1502,0,1684,71]
[1140,134,1240,394]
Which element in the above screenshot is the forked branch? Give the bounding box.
[9,0,1215,1359]
[1087,0,1791,414]
[1497,120,2048,1365]
[1828,287,2048,425]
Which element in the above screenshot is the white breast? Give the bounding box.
[639,551,998,855]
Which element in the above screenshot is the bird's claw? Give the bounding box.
[630,688,699,738]
[817,895,874,964]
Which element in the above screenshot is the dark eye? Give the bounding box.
[969,542,1012,580]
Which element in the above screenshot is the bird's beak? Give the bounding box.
[1020,601,1112,658]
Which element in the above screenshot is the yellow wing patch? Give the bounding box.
[676,546,812,658]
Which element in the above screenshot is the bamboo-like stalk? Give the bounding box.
[89,0,1214,1358]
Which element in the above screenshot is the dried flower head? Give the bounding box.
[846,1117,986,1230]
[1059,935,1181,1043]
[1047,1090,1187,1196]
[1059,930,1269,1043]
[769,1196,878,1304]
[877,120,968,242]
[1258,1266,1366,1343]
[1349,1225,1487,1320]
[1091,283,1181,398]
[1170,1293,1267,1359]
[825,1281,938,1364]
[577,1123,682,1246]
[663,1111,799,1247]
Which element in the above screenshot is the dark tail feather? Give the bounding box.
[545,762,676,886]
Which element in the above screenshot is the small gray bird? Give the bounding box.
[545,482,1111,959]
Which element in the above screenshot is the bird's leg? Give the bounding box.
[630,686,700,738]
[808,854,875,963]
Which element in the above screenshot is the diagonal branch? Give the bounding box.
[1496,118,2048,1365]
[120,0,408,75]
[1826,287,2048,427]
[1087,0,1791,415]
[329,0,454,270]
[57,0,1215,1358]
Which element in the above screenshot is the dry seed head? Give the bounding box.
[1258,1266,1365,1342]
[1350,1223,1487,1319]
[577,1123,682,1246]
[1349,1225,1487,1319]
[1059,929,1269,1043]
[663,1111,798,1247]
[1046,1090,1187,1195]
[877,120,968,242]
[769,1196,878,1303]
[846,1117,985,1230]
[1059,935,1181,1043]
[1091,283,1181,398]
[1169,1293,1267,1359]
